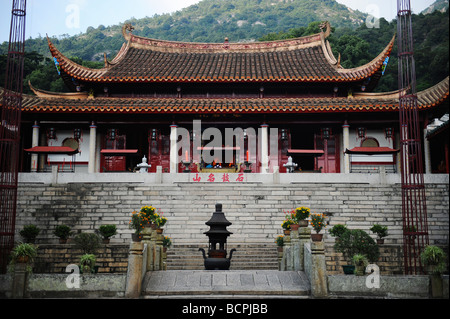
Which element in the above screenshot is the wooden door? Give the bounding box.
[314,134,340,173]
[148,129,170,173]
[101,134,127,172]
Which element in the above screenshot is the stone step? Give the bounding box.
[141,270,311,297]
[166,244,279,270]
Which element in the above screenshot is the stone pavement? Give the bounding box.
[141,270,310,298]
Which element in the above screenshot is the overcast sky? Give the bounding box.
[0,0,437,43]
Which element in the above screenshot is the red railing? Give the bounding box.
[0,0,27,273]
[397,0,429,275]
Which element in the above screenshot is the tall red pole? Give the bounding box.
[397,0,429,275]
[0,0,27,273]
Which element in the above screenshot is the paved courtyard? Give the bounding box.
[141,270,311,298]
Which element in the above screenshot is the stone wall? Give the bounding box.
[15,173,449,274]
[32,244,129,274]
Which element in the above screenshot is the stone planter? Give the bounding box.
[277,246,283,252]
[132,233,142,242]
[311,233,323,242]
[290,224,299,231]
[156,228,163,235]
[298,220,308,227]
[283,229,290,236]
[342,265,355,275]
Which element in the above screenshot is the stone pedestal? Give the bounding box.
[12,263,28,299]
[125,241,144,298]
[142,226,154,271]
[298,227,311,271]
[310,241,328,297]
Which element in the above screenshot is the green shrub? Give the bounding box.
[420,245,447,275]
[73,232,101,254]
[334,229,380,263]
[53,225,73,240]
[329,224,348,238]
[19,224,40,243]
[370,224,388,239]
[98,225,117,239]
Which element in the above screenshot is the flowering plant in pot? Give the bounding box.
[154,210,168,230]
[310,213,326,241]
[370,224,388,244]
[281,214,294,234]
[292,206,310,227]
[129,211,143,241]
[163,236,172,252]
[140,205,157,227]
[275,235,284,252]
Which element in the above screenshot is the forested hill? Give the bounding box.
[0,1,448,94]
[1,0,367,61]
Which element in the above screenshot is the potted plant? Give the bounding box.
[420,245,447,298]
[162,236,172,252]
[281,216,293,235]
[129,211,143,242]
[140,205,157,228]
[154,212,167,234]
[352,254,369,276]
[10,243,38,265]
[310,213,326,241]
[98,225,117,244]
[329,224,348,240]
[292,206,310,227]
[73,232,101,255]
[275,235,284,252]
[53,225,73,244]
[19,224,40,243]
[370,224,388,244]
[334,229,380,275]
[80,254,97,274]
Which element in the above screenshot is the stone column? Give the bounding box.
[260,124,269,173]
[170,124,178,173]
[298,227,311,271]
[142,226,154,271]
[31,121,39,172]
[423,128,431,174]
[88,122,97,174]
[342,121,350,173]
[125,241,144,298]
[12,263,28,298]
[310,241,328,298]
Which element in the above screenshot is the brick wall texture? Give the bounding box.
[16,182,448,274]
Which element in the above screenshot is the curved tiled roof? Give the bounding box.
[16,76,448,115]
[47,23,395,84]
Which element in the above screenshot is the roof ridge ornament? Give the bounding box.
[122,23,135,41]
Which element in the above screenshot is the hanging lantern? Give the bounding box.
[385,127,394,139]
[281,129,288,140]
[47,128,56,140]
[73,128,81,140]
[357,127,366,139]
[107,129,117,141]
[321,127,331,140]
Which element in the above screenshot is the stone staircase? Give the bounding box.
[166,244,279,270]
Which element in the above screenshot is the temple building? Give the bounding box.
[14,22,449,175]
